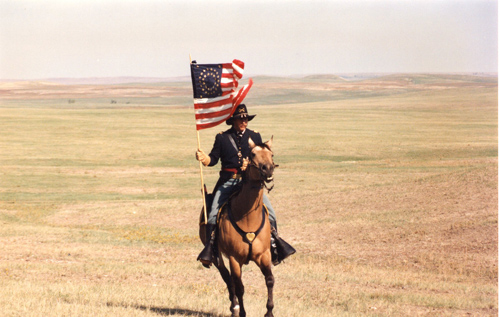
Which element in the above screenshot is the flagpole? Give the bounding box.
[190,54,208,225]
[197,130,208,225]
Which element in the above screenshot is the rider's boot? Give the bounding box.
[270,220,296,265]
[197,224,216,268]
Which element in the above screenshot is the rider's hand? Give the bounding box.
[241,157,249,171]
[196,150,211,166]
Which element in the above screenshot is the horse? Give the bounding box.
[199,136,277,317]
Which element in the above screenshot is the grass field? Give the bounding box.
[0,74,497,316]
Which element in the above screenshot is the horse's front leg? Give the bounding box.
[214,254,235,305]
[260,263,274,317]
[229,257,246,317]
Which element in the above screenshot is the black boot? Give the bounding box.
[197,224,216,268]
[270,221,296,265]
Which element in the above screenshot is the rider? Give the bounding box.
[196,104,296,267]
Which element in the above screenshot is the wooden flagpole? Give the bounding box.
[197,130,208,225]
[190,54,208,225]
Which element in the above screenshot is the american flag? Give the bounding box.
[190,59,253,130]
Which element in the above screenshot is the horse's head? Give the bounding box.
[246,136,277,185]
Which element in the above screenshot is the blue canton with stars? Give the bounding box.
[190,62,223,99]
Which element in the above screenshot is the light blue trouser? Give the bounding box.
[208,178,277,226]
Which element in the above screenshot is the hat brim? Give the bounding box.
[226,114,256,125]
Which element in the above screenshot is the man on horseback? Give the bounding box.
[196,104,296,267]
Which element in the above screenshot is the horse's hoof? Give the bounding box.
[231,304,240,317]
[201,261,211,269]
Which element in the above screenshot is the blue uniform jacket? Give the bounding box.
[207,128,262,172]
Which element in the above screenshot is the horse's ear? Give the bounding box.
[265,135,273,149]
[248,137,256,149]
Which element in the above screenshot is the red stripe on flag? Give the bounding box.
[221,82,234,89]
[232,78,253,109]
[233,70,242,80]
[195,107,232,120]
[197,120,227,130]
[194,98,232,110]
[232,60,244,68]
[232,60,244,79]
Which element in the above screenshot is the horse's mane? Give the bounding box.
[253,143,271,152]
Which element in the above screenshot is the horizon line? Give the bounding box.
[0,71,497,83]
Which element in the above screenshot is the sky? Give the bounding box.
[0,0,497,79]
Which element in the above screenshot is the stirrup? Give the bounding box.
[271,228,296,265]
[271,236,279,266]
[197,244,214,268]
[198,225,216,268]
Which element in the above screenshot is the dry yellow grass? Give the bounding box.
[0,74,497,316]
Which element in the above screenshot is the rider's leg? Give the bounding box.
[263,193,276,226]
[263,193,296,265]
[198,178,241,267]
[207,178,241,225]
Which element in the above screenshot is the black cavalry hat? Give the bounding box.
[226,104,256,125]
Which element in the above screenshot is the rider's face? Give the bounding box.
[233,117,248,133]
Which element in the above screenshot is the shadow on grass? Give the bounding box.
[140,306,223,316]
[107,302,226,316]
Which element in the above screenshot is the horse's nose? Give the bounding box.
[261,163,274,177]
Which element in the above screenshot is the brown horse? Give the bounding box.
[199,136,277,317]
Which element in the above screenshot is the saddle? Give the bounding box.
[198,180,242,226]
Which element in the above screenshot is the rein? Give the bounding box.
[247,160,277,193]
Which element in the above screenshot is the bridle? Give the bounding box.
[247,151,278,193]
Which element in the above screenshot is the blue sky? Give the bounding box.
[0,0,497,79]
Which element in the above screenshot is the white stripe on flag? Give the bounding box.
[195,103,233,115]
[232,63,244,77]
[196,113,230,125]
[194,94,231,105]
[232,78,253,107]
